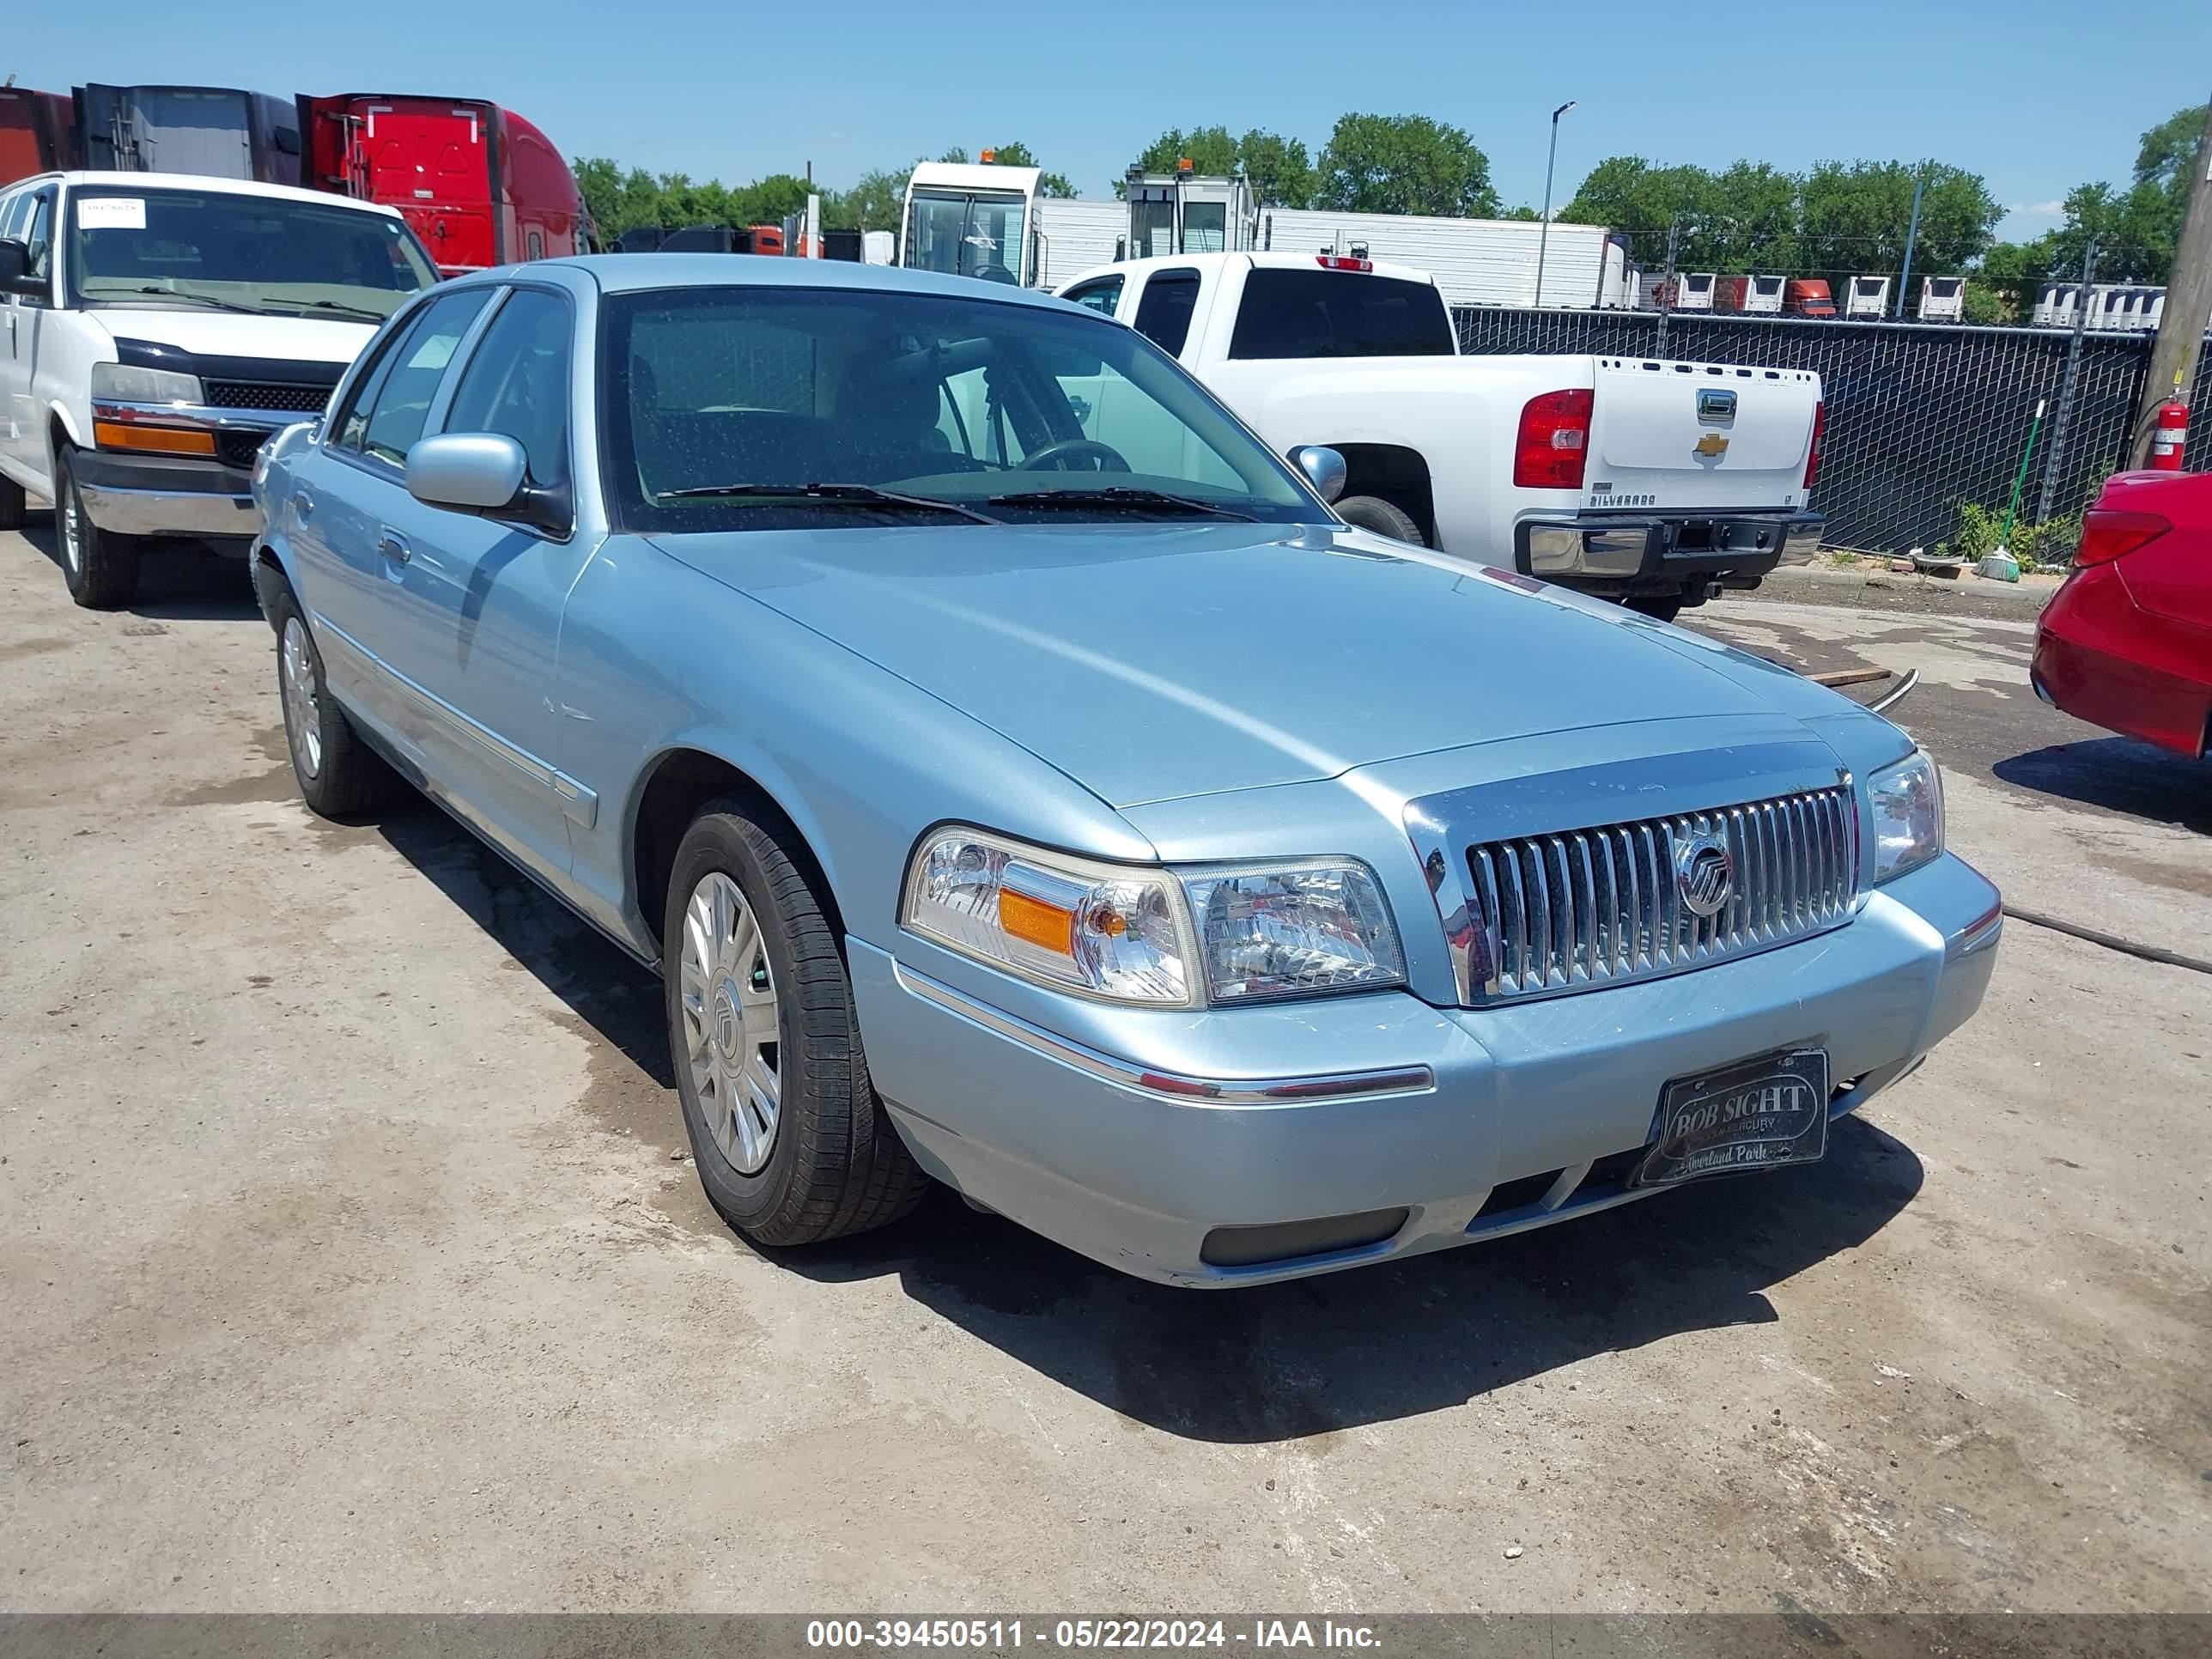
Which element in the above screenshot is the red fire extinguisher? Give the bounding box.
[2148,398,2190,471]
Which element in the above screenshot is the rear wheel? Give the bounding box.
[269,580,402,817]
[665,805,929,1248]
[55,447,143,610]
[1334,495,1425,545]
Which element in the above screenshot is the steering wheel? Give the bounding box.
[1022,437,1132,473]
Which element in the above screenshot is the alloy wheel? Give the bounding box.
[678,870,782,1175]
[280,617,323,779]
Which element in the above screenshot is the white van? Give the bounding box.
[0,171,438,607]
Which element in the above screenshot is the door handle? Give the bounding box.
[376,532,411,567]
[294,489,314,520]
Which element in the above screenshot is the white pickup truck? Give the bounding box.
[1055,252,1826,619]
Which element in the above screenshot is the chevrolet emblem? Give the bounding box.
[1694,432,1730,459]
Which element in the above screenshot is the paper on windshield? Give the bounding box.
[78,198,147,231]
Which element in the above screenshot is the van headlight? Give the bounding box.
[901,830,1405,1006]
[91,362,204,407]
[1868,750,1943,883]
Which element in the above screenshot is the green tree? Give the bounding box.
[1797,160,2001,282]
[1563,156,1725,265]
[1234,130,1315,208]
[1316,112,1498,216]
[827,167,908,232]
[2027,105,2208,283]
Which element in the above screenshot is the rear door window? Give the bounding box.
[1061,276,1123,317]
[1227,268,1455,359]
[1132,270,1200,356]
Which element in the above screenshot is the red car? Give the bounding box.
[2033,469,2212,758]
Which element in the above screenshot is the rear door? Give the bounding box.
[1584,362,1819,514]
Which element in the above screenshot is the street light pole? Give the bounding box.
[1533,100,1576,308]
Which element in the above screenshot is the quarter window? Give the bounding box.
[442,289,573,489]
[1132,271,1200,356]
[333,288,491,462]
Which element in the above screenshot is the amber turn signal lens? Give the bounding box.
[94,421,217,457]
[996,887,1076,956]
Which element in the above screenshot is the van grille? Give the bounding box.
[1465,787,1857,1002]
[204,380,331,413]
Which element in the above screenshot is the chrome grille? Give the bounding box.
[1465,787,1857,1001]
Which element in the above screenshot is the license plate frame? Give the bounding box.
[1632,1048,1831,1188]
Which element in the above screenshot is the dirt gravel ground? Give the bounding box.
[2,524,2208,1618]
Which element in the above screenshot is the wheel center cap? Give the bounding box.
[710,980,743,1059]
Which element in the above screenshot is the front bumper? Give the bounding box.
[853,851,1999,1287]
[1518,510,1824,595]
[74,448,261,540]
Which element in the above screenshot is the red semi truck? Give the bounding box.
[0,88,79,186]
[297,94,590,274]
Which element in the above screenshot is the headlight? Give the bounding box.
[903,830,1197,1006]
[1183,862,1405,1002]
[1869,750,1943,883]
[91,362,204,406]
[902,830,1406,1007]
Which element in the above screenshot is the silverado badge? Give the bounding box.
[1694,432,1730,459]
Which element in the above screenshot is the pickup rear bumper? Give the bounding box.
[1517,510,1824,596]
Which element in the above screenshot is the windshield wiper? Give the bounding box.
[653,482,1002,525]
[984,486,1256,521]
[287,299,391,323]
[88,286,266,315]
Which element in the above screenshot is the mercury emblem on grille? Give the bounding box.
[1674,833,1735,918]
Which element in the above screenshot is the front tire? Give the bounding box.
[55,447,143,610]
[268,581,401,817]
[1334,495,1425,545]
[665,805,929,1248]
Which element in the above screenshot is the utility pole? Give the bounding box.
[2036,237,2100,526]
[1895,164,1927,321]
[2130,97,2212,466]
[1533,100,1576,308]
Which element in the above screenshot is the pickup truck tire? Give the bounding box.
[268,581,404,817]
[1334,495,1425,546]
[55,447,143,610]
[665,805,930,1249]
[1625,596,1686,623]
[0,471,25,532]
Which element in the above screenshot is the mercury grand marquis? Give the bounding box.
[249,255,2001,1286]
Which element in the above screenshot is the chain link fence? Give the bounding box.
[1454,307,2212,556]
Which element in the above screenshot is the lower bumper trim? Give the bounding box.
[77,481,258,540]
[893,963,1436,1103]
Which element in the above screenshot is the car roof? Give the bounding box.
[9,170,410,219]
[526,252,1081,309]
[1056,249,1437,292]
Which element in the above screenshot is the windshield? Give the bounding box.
[66,187,438,319]
[603,284,1320,534]
[902,190,1028,285]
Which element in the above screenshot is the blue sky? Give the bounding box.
[11,2,2208,240]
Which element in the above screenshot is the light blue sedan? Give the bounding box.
[250,255,2002,1286]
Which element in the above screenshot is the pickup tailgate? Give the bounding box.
[1586,359,1820,512]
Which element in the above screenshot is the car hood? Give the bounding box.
[651,520,1825,809]
[83,308,380,366]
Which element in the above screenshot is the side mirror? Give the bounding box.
[1292,445,1347,505]
[406,433,528,514]
[0,238,44,299]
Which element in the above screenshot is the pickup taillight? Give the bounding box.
[1513,389,1593,491]
[1804,401,1826,492]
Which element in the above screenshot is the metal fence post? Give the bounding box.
[1655,220,1679,356]
[2034,238,2099,526]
